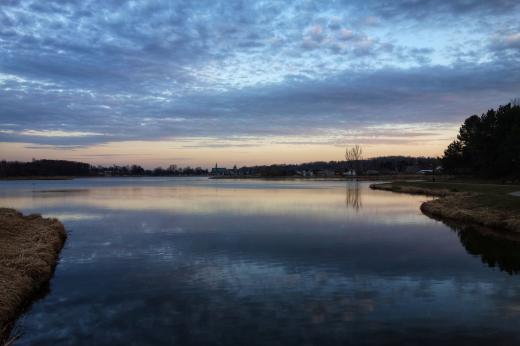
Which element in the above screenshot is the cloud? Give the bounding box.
[0,0,519,151]
[505,33,520,47]
[23,145,88,150]
[1,60,519,148]
[338,29,354,41]
[19,130,103,137]
[491,32,520,51]
[368,0,520,20]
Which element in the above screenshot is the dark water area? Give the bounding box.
[1,177,520,345]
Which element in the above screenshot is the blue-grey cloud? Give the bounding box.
[365,0,520,20]
[0,0,519,147]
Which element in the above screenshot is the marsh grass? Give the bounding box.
[0,208,66,344]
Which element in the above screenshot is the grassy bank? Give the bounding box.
[370,181,520,233]
[0,208,66,344]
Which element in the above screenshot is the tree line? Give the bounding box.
[0,157,439,178]
[442,102,520,178]
[239,156,439,177]
[0,159,91,177]
[0,160,208,178]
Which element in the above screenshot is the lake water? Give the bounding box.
[2,177,520,345]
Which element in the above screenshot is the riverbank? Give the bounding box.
[0,209,66,344]
[370,181,520,233]
[209,174,431,181]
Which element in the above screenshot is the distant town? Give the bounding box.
[0,156,440,179]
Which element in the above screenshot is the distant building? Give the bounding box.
[365,170,379,175]
[296,170,314,177]
[210,163,238,176]
[211,163,228,175]
[343,169,356,176]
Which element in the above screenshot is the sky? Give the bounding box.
[1,0,519,168]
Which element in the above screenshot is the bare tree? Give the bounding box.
[345,147,351,162]
[345,145,363,173]
[167,164,177,173]
[351,145,363,161]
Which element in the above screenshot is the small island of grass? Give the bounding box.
[0,208,66,344]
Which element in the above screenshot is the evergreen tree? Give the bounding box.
[442,103,520,177]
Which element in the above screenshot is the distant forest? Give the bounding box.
[442,102,520,178]
[0,159,92,178]
[0,160,209,178]
[0,156,438,178]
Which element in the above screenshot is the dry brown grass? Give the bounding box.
[420,195,520,233]
[0,208,66,344]
[369,183,453,197]
[370,183,520,233]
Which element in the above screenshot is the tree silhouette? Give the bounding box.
[442,103,520,178]
[345,145,363,172]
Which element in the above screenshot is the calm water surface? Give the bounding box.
[1,177,520,345]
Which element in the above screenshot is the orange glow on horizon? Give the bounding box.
[0,129,456,169]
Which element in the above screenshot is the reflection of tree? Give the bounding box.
[439,220,520,275]
[345,182,362,212]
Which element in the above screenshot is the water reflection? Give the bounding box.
[0,180,430,224]
[345,181,362,211]
[0,178,519,345]
[440,220,520,275]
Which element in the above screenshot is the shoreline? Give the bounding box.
[2,173,434,182]
[0,209,66,344]
[0,175,211,181]
[370,182,520,234]
[209,174,429,181]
